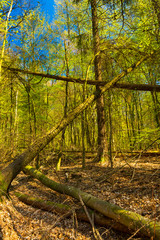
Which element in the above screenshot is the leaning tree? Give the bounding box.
[0,53,153,197]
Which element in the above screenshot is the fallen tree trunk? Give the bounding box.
[4,65,160,92]
[0,54,153,197]
[24,165,160,239]
[14,192,129,233]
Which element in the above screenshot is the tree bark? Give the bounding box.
[62,1,70,146]
[14,192,130,233]
[0,0,14,81]
[0,54,152,196]
[4,66,160,92]
[91,0,107,162]
[24,165,160,239]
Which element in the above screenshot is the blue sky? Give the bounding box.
[40,0,56,22]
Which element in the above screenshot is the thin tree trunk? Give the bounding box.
[10,75,14,150]
[151,91,160,127]
[62,41,69,146]
[128,97,136,150]
[78,25,86,168]
[108,91,113,167]
[82,85,86,169]
[27,85,32,143]
[134,92,142,150]
[14,90,19,148]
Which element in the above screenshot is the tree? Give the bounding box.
[0,0,14,81]
[90,0,108,163]
[0,53,151,197]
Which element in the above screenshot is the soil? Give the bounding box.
[0,154,160,240]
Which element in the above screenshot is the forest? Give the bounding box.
[0,0,160,239]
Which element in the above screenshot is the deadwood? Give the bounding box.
[3,59,160,92]
[15,192,129,233]
[24,166,160,239]
[0,54,153,196]
[115,83,160,92]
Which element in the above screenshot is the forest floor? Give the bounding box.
[1,153,160,240]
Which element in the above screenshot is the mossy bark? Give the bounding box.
[14,192,70,214]
[24,165,160,239]
[14,192,130,233]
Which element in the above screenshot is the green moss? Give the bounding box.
[14,192,70,211]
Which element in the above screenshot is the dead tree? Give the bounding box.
[3,66,160,92]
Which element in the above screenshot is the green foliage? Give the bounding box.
[0,0,160,158]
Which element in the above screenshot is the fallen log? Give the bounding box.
[14,192,129,233]
[24,165,160,239]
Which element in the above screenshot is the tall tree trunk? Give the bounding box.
[124,98,131,149]
[81,84,86,168]
[91,0,107,162]
[0,55,151,197]
[108,91,113,167]
[10,75,14,150]
[128,95,136,150]
[27,85,32,143]
[14,90,19,148]
[62,1,70,146]
[78,25,86,168]
[151,91,160,127]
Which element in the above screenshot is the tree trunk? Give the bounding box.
[91,0,107,162]
[61,1,70,145]
[15,192,130,233]
[108,91,113,167]
[24,166,160,239]
[151,90,160,127]
[0,55,151,196]
[4,66,160,92]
